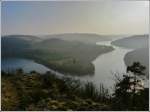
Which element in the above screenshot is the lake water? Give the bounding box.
[1,58,50,74]
[1,40,138,91]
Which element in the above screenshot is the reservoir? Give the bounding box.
[1,40,141,91]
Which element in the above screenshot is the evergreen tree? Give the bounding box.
[113,62,147,110]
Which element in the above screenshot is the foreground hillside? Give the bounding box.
[1,71,110,111]
[2,68,149,111]
[2,35,114,75]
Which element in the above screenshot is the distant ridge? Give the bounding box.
[111,34,149,49]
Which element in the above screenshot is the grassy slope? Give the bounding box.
[1,71,110,111]
[2,36,114,76]
[2,70,148,111]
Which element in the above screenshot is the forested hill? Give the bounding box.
[42,33,123,44]
[2,35,114,75]
[111,34,148,49]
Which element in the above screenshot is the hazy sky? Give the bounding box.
[2,1,149,35]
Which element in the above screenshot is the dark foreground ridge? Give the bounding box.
[2,62,149,111]
[2,70,111,111]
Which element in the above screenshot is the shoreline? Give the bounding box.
[2,46,114,76]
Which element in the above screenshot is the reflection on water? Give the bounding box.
[2,58,50,74]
